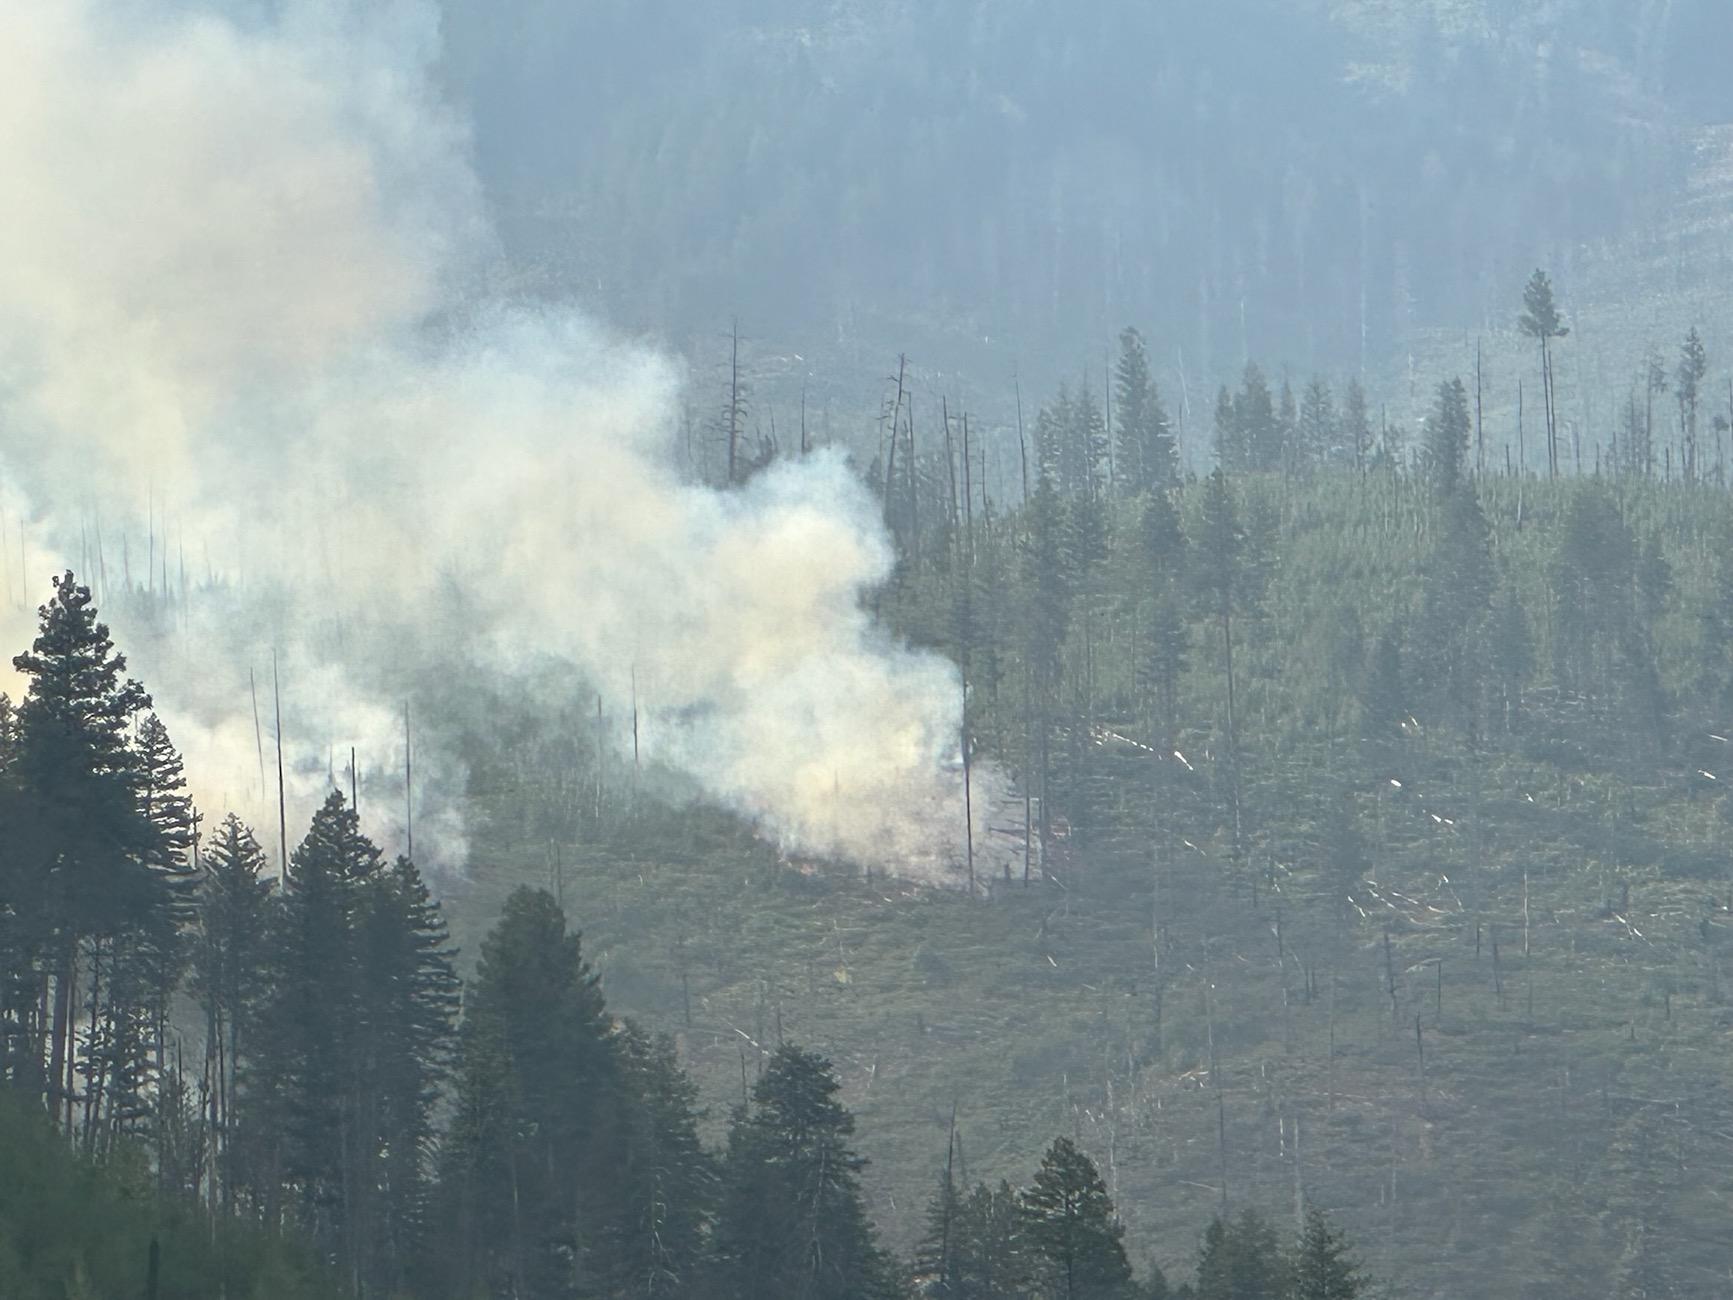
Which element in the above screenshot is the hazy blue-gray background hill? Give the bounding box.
[438,0,1733,399]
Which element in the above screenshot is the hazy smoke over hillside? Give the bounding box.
[0,0,998,883]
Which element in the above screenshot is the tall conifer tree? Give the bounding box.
[714,1044,898,1300]
[1019,1137,1134,1300]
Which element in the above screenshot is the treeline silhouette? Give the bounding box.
[0,573,1368,1297]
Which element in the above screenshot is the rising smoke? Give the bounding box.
[0,0,1006,885]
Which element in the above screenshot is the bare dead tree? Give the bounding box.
[1014,367,1030,505]
[273,650,287,879]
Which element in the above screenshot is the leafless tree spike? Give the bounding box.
[882,354,906,515]
[941,395,959,535]
[404,701,413,862]
[1014,366,1029,506]
[631,664,641,812]
[961,676,975,897]
[961,409,974,558]
[273,649,288,880]
[906,395,919,568]
[1475,337,1484,476]
[727,318,743,485]
[249,667,266,803]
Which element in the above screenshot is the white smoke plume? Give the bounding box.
[0,0,1009,885]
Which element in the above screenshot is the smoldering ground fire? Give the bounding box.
[0,0,1008,884]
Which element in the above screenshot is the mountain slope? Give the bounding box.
[437,0,1716,384]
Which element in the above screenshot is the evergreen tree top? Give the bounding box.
[1678,326,1708,395]
[14,572,150,770]
[747,1043,861,1153]
[288,790,383,892]
[1292,1207,1365,1300]
[1021,1136,1133,1297]
[1518,268,1568,341]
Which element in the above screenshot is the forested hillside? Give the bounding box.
[439,0,1728,378]
[19,0,1733,1296]
[436,319,1733,1299]
[12,252,1733,1296]
[11,316,1733,1295]
[0,573,1367,1297]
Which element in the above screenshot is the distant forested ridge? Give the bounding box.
[441,0,1731,374]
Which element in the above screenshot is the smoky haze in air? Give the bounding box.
[0,0,1000,884]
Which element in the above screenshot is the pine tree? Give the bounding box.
[1414,486,1493,734]
[129,714,199,1148]
[1621,383,1652,478]
[913,1146,966,1295]
[135,715,195,868]
[1024,472,1075,852]
[355,854,460,1295]
[434,887,622,1299]
[1133,492,1189,738]
[1213,387,1242,472]
[1642,347,1669,479]
[0,691,26,1091]
[250,792,384,1268]
[1140,491,1185,580]
[1073,380,1111,501]
[1676,327,1708,480]
[1039,383,1108,501]
[1422,378,1472,495]
[1296,378,1337,473]
[1194,1210,1285,1300]
[0,692,16,770]
[1140,591,1189,743]
[1193,1218,1231,1300]
[189,815,275,1212]
[1194,471,1245,846]
[603,1022,716,1299]
[1069,489,1111,721]
[1115,328,1177,493]
[714,1044,898,1300]
[8,573,158,1123]
[1550,482,1637,701]
[1518,269,1569,478]
[1277,377,1299,476]
[77,715,199,1155]
[1037,390,1075,492]
[1019,1138,1133,1300]
[1290,1209,1364,1300]
[954,1181,1028,1299]
[1069,492,1110,586]
[1237,494,1278,630]
[1237,365,1280,473]
[1342,380,1373,475]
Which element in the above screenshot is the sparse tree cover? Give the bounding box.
[842,295,1733,1297]
[22,274,1733,1296]
[0,571,1386,1299]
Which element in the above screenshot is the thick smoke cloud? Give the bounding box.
[0,0,1004,884]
